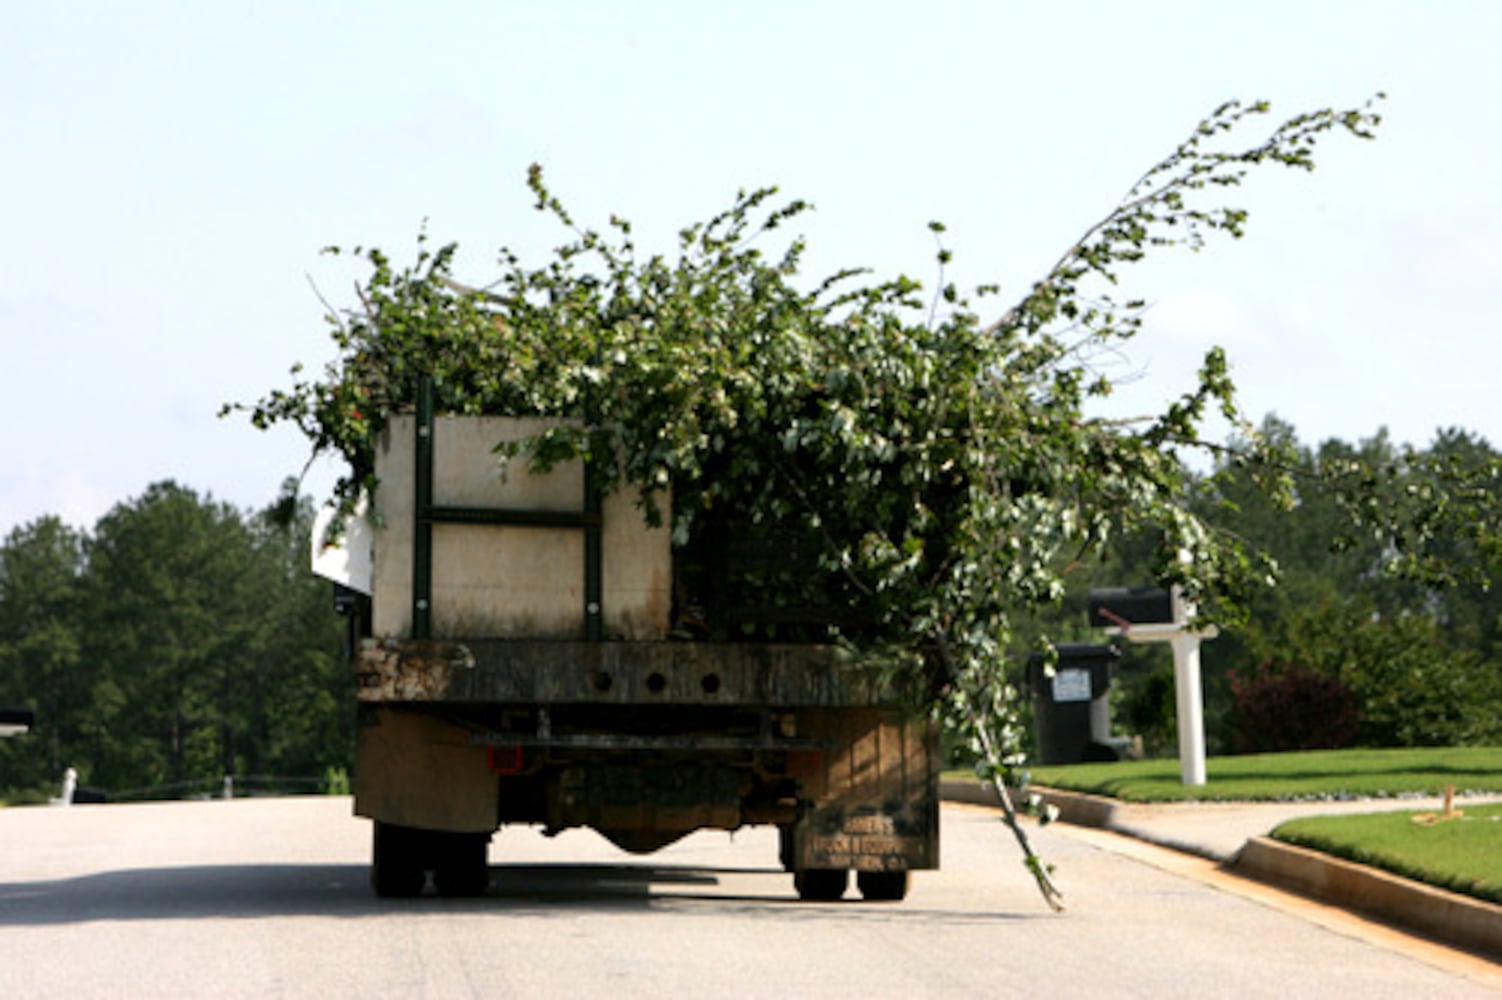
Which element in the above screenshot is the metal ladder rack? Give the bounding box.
[409,377,603,641]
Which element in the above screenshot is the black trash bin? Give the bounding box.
[1028,643,1120,765]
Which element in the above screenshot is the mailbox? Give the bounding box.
[1088,586,1173,628]
[1027,644,1120,764]
[0,707,34,737]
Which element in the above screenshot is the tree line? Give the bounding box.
[0,482,349,803]
[1044,418,1502,757]
[2,414,1497,806]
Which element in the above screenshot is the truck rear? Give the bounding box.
[316,386,938,900]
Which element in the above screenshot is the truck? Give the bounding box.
[314,381,939,901]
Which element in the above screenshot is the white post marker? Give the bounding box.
[1103,587,1217,786]
[52,767,78,807]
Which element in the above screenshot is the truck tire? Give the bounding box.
[856,870,910,902]
[371,822,426,898]
[777,824,795,872]
[432,833,490,897]
[794,868,848,901]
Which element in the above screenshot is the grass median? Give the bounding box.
[1271,801,1502,905]
[1018,746,1502,803]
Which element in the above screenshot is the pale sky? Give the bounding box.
[4,2,1500,539]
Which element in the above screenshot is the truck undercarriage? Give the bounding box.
[351,639,938,900]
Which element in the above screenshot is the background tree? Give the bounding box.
[81,483,247,791]
[1194,421,1502,750]
[0,517,85,799]
[0,485,351,804]
[74,483,350,795]
[239,490,352,781]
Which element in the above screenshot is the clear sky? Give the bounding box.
[4,2,1499,540]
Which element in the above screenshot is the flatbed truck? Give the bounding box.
[314,387,938,900]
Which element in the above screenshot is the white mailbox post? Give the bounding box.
[1089,586,1217,787]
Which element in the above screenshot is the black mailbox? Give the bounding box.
[0,707,35,735]
[1028,644,1120,764]
[1088,586,1173,628]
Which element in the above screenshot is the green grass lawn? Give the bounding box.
[1272,802,1502,905]
[1008,746,1502,803]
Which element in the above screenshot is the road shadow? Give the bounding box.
[0,862,1036,925]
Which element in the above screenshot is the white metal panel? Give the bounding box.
[310,502,374,595]
[370,414,671,640]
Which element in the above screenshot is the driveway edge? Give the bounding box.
[940,778,1501,961]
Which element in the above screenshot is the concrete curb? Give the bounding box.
[939,779,1502,961]
[941,779,1121,828]
[1234,836,1502,960]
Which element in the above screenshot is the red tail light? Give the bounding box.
[488,745,524,775]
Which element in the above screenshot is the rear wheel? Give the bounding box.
[371,822,426,898]
[777,824,795,872]
[372,824,490,898]
[856,870,910,902]
[432,833,490,897]
[794,868,848,901]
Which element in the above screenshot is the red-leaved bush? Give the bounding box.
[1227,661,1360,753]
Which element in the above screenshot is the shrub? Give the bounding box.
[1228,660,1359,753]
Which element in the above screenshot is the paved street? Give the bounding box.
[0,798,1495,998]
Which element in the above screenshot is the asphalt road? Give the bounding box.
[0,797,1495,998]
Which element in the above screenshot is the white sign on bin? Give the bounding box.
[1051,667,1092,703]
